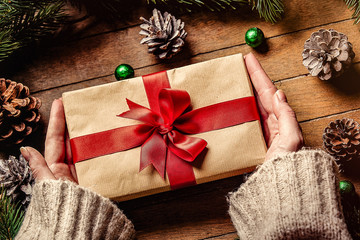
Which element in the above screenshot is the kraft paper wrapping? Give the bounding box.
[62,53,267,201]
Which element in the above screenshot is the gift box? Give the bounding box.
[62,53,267,201]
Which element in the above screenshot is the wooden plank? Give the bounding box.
[118,175,244,240]
[275,62,360,122]
[301,109,360,148]
[203,232,238,240]
[9,0,356,93]
[71,0,354,39]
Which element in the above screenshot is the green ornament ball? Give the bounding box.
[114,64,134,81]
[340,180,355,195]
[245,27,265,48]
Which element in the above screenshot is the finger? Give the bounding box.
[20,147,56,181]
[65,129,72,164]
[45,99,66,166]
[65,130,78,183]
[245,52,277,112]
[272,90,303,151]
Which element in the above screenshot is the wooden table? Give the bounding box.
[2,0,360,239]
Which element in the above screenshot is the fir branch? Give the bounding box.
[0,187,24,240]
[344,0,360,24]
[147,0,284,23]
[0,0,67,62]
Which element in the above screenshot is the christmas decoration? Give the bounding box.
[139,9,187,60]
[0,187,24,240]
[340,180,356,196]
[0,0,66,63]
[114,64,135,80]
[323,118,360,166]
[0,79,41,145]
[302,29,355,81]
[245,27,265,48]
[0,155,34,206]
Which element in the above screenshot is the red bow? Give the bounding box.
[118,88,207,179]
[70,71,260,190]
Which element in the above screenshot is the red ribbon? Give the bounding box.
[70,71,260,189]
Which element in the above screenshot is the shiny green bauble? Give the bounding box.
[340,180,355,195]
[114,64,134,81]
[245,27,265,48]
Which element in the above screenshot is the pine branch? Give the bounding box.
[147,0,284,23]
[0,0,67,62]
[0,187,24,240]
[344,0,360,24]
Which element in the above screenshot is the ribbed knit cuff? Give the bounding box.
[16,180,135,240]
[228,149,352,240]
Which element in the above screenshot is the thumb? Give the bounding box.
[272,90,303,151]
[20,147,56,181]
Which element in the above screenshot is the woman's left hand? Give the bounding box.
[20,99,77,183]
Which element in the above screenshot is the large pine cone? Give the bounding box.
[139,8,187,59]
[323,118,360,165]
[0,155,34,206]
[0,79,41,145]
[302,29,355,80]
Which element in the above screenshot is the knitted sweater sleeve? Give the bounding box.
[228,149,352,240]
[15,179,135,240]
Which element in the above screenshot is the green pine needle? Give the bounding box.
[147,0,284,23]
[344,0,360,24]
[0,187,25,240]
[0,0,66,62]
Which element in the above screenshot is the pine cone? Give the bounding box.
[323,118,360,165]
[302,29,355,80]
[0,155,34,206]
[139,8,187,59]
[0,78,41,145]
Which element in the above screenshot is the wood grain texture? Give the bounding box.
[1,0,360,239]
[117,174,245,240]
[275,62,360,122]
[8,0,355,93]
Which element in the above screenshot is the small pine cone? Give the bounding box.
[0,78,41,145]
[323,118,360,165]
[302,29,355,80]
[0,155,34,206]
[139,8,187,59]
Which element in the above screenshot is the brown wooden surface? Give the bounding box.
[2,0,360,239]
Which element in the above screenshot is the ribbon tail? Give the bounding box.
[167,149,197,190]
[140,131,167,179]
[167,130,207,162]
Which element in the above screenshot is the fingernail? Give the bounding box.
[276,90,287,102]
[20,146,30,159]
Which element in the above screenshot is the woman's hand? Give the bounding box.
[20,99,77,183]
[245,53,304,160]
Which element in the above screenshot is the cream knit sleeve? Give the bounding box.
[16,179,135,240]
[228,149,352,240]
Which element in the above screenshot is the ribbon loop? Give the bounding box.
[158,88,190,125]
